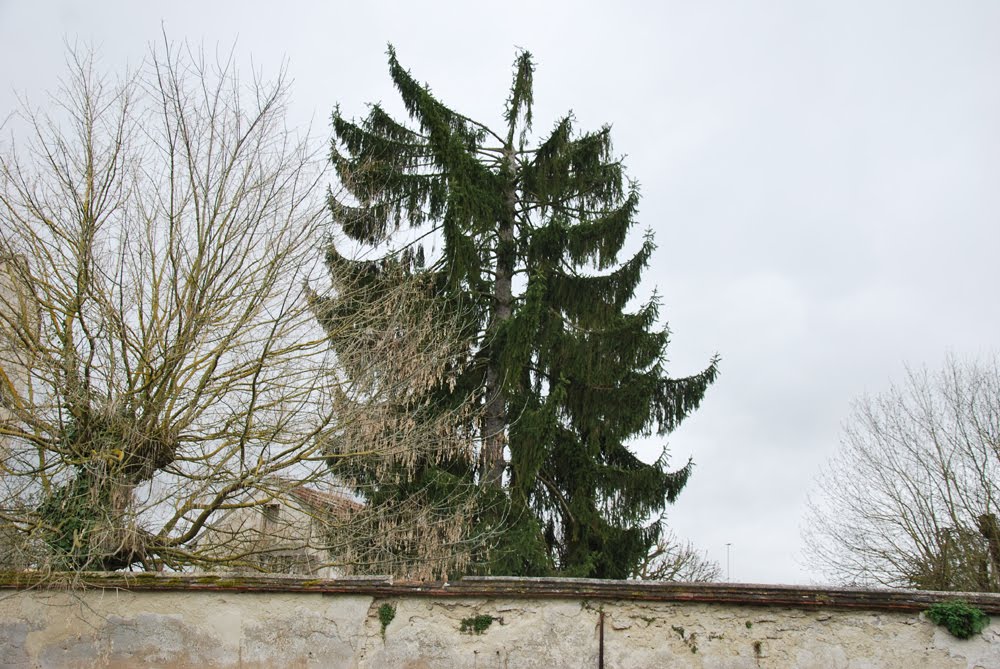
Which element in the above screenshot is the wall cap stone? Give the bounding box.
[2,570,999,613]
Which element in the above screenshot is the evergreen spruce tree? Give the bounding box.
[322,46,718,578]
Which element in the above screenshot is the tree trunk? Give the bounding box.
[481,151,516,487]
[977,513,1000,591]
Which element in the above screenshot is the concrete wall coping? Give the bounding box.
[2,571,999,614]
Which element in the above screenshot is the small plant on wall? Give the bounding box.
[378,603,396,638]
[459,614,498,635]
[925,601,989,639]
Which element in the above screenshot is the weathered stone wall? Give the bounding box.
[1,574,998,668]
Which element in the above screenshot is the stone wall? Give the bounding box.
[1,573,998,668]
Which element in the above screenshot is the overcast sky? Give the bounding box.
[2,0,998,585]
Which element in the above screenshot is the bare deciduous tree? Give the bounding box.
[0,43,329,571]
[311,259,487,580]
[0,43,487,577]
[631,529,722,582]
[802,355,1000,591]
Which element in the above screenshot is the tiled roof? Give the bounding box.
[287,485,363,516]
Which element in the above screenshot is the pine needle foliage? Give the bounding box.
[322,46,718,578]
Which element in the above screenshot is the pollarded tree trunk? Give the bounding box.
[977,513,1000,590]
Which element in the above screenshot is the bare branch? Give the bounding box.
[803,355,1000,591]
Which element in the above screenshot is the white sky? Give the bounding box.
[2,0,998,584]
